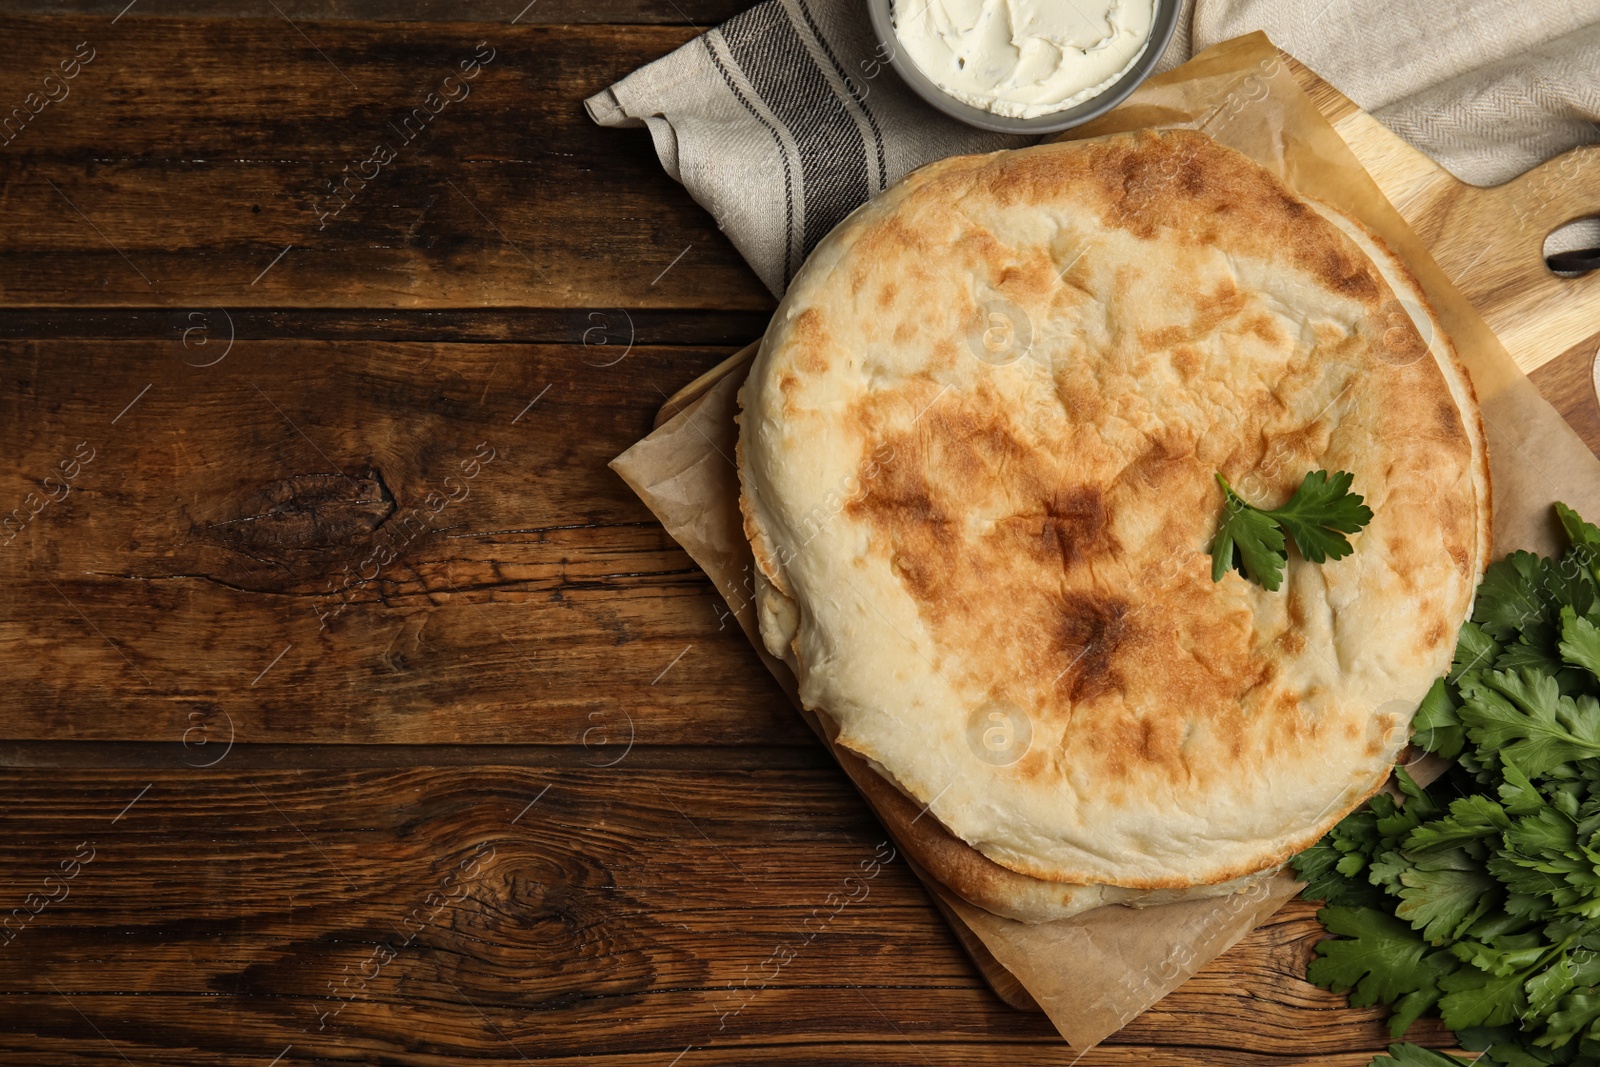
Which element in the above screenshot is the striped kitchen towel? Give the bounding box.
[582,0,1030,297]
[587,0,1600,298]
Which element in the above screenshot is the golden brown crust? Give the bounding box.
[1314,200,1493,599]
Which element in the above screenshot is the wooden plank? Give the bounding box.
[0,338,817,746]
[0,307,772,345]
[0,0,751,25]
[0,741,837,770]
[0,767,1451,1065]
[0,17,775,311]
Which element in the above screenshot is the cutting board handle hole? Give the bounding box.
[1544,218,1600,277]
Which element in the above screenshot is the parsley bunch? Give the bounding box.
[1294,504,1600,1066]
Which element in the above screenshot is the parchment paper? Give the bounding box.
[610,32,1600,1050]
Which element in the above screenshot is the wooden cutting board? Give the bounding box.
[650,55,1600,1010]
[1287,57,1600,377]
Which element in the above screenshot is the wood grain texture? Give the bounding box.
[1530,331,1600,459]
[0,766,1457,1065]
[0,16,776,311]
[0,338,819,746]
[0,307,773,345]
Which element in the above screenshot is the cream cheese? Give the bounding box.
[892,0,1156,120]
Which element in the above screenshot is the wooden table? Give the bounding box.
[1,7,1595,1064]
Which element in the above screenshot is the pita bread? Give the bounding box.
[737,129,1489,916]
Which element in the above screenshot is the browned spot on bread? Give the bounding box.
[1437,399,1464,439]
[970,129,1387,308]
[890,550,945,605]
[1260,421,1328,468]
[1274,689,1301,718]
[1003,488,1109,569]
[930,339,960,371]
[1138,282,1246,352]
[847,440,956,609]
[1051,592,1130,702]
[1287,583,1310,629]
[1238,659,1278,702]
[995,249,1063,305]
[1364,712,1398,758]
[1195,279,1243,317]
[1052,377,1105,422]
[1313,244,1380,301]
[1140,718,1164,763]
[1170,345,1201,379]
[1119,430,1195,490]
[1140,325,1186,350]
[790,308,831,375]
[1246,314,1283,346]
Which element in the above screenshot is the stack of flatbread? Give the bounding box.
[736,129,1490,923]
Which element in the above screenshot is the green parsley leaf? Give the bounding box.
[1438,962,1529,1029]
[1502,806,1579,859]
[1310,906,1438,1006]
[1376,768,1442,844]
[1209,469,1372,590]
[1388,983,1449,1040]
[1452,621,1505,683]
[1368,849,1412,894]
[1396,852,1499,943]
[1496,637,1567,678]
[1447,934,1548,978]
[1542,554,1597,619]
[1526,952,1579,1018]
[1264,468,1375,563]
[1540,990,1600,1049]
[1556,502,1600,591]
[1414,677,1466,759]
[1475,553,1549,644]
[1458,670,1600,776]
[1558,607,1600,685]
[1466,1034,1570,1067]
[1210,474,1287,590]
[1404,795,1510,853]
[1293,838,1345,898]
[1498,759,1546,817]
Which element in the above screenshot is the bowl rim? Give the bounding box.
[865,0,1180,135]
